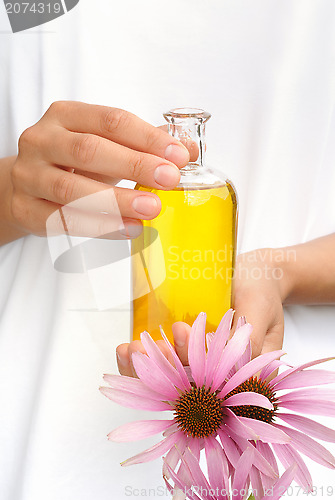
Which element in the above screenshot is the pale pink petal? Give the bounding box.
[206,332,215,349]
[223,392,273,410]
[272,443,313,492]
[278,388,335,403]
[232,447,254,500]
[217,429,241,468]
[231,433,277,479]
[272,369,335,391]
[278,413,335,442]
[107,419,174,442]
[218,350,285,398]
[211,323,253,391]
[259,360,286,381]
[265,464,297,500]
[103,374,167,400]
[188,436,201,461]
[238,417,291,443]
[205,309,234,388]
[224,408,259,440]
[163,421,180,438]
[132,351,179,400]
[183,447,212,492]
[270,357,335,388]
[99,387,171,411]
[236,339,251,370]
[279,399,335,416]
[249,467,264,500]
[188,313,207,387]
[140,331,186,390]
[236,315,247,328]
[204,436,229,492]
[274,424,335,469]
[163,433,188,479]
[160,328,191,390]
[163,462,192,495]
[121,431,184,466]
[256,442,279,476]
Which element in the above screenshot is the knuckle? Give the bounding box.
[52,174,76,205]
[71,134,98,166]
[128,153,144,179]
[102,108,130,135]
[144,127,162,151]
[18,126,38,151]
[48,100,68,116]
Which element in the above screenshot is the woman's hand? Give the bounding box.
[1,101,191,243]
[116,248,291,375]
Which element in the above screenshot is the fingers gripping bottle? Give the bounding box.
[131,108,238,342]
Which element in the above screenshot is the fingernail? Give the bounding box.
[165,143,189,166]
[154,164,180,188]
[116,352,129,368]
[174,331,186,348]
[133,196,159,216]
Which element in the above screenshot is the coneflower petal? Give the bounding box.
[108,419,175,442]
[274,424,335,469]
[205,309,234,388]
[249,467,264,500]
[272,369,335,391]
[255,441,279,476]
[162,434,188,479]
[183,447,212,492]
[122,431,184,466]
[132,351,180,400]
[235,339,251,371]
[211,323,253,391]
[103,374,165,400]
[231,447,254,500]
[99,387,171,411]
[230,433,278,479]
[188,313,207,387]
[217,429,241,468]
[218,350,285,398]
[278,388,335,403]
[223,392,274,410]
[224,408,259,440]
[259,360,286,381]
[267,464,297,500]
[140,331,187,390]
[279,399,335,416]
[237,417,291,443]
[269,357,335,388]
[272,443,313,492]
[204,435,229,492]
[278,413,335,442]
[160,328,191,390]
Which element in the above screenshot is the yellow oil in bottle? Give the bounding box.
[131,182,237,342]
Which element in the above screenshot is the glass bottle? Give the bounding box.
[131,108,238,342]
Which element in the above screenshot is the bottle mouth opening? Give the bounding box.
[164,107,211,122]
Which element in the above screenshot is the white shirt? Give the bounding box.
[0,1,335,499]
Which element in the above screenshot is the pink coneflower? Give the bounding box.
[99,310,288,472]
[218,340,335,498]
[164,445,297,500]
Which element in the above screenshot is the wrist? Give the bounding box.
[265,247,296,304]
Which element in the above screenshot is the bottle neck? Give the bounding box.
[163,108,211,170]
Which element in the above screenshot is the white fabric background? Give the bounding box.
[0,1,335,499]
